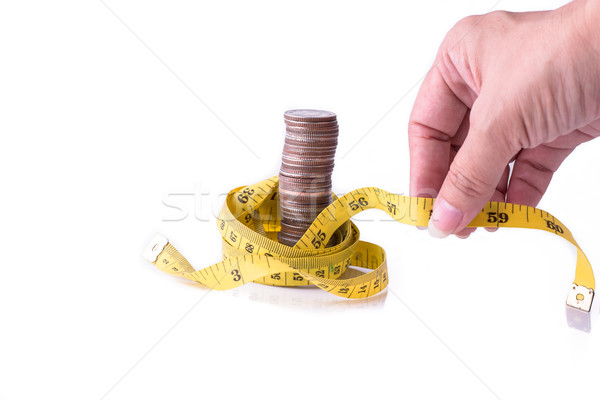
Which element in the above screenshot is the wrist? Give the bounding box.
[552,0,600,74]
[574,0,600,118]
[575,0,600,55]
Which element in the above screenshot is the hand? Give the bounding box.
[408,0,600,238]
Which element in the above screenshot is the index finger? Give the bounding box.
[408,66,469,199]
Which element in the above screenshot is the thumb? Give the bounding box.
[428,112,517,238]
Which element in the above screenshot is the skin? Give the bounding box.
[408,0,600,239]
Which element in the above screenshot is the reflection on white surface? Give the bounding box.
[228,282,388,311]
[566,306,591,332]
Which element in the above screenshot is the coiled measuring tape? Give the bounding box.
[144,176,595,312]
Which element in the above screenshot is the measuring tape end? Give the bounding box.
[143,233,169,263]
[566,284,594,312]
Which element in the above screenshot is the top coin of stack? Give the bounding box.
[278,110,339,247]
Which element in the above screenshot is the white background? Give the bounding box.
[1,0,599,399]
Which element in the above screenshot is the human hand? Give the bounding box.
[408,0,600,238]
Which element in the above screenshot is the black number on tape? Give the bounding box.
[350,197,368,210]
[311,237,321,249]
[387,201,397,215]
[311,229,327,248]
[292,273,303,281]
[231,269,241,282]
[487,212,509,223]
[546,220,564,234]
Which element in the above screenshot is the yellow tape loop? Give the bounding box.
[144,176,595,311]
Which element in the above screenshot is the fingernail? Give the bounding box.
[456,233,469,239]
[416,226,426,230]
[428,198,463,239]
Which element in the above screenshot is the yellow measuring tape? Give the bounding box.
[144,176,595,312]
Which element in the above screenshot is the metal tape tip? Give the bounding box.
[143,233,169,263]
[566,284,593,312]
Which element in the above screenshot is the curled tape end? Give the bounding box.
[143,234,169,263]
[566,284,594,312]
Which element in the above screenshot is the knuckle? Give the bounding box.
[458,10,510,31]
[439,15,482,59]
[443,10,512,51]
[486,10,512,25]
[408,121,452,142]
[450,15,479,34]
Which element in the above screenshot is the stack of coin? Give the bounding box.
[278,109,338,246]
